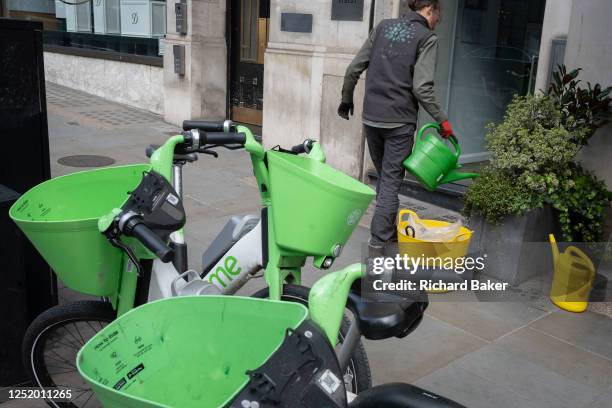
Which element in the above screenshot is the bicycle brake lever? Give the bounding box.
[199,149,219,158]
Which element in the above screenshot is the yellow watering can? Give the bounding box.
[549,234,596,313]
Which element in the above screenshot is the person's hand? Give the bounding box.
[338,102,354,120]
[439,120,455,139]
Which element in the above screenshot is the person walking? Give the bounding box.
[339,0,454,259]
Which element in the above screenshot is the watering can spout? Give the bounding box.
[440,169,480,184]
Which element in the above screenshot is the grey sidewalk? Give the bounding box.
[3,83,611,408]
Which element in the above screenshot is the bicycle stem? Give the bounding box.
[150,134,186,181]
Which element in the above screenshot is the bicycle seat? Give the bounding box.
[349,383,466,408]
[346,291,427,340]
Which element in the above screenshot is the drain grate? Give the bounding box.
[58,155,116,168]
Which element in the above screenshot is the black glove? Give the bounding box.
[338,102,354,120]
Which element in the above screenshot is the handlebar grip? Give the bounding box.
[203,132,247,145]
[130,222,174,263]
[183,120,232,132]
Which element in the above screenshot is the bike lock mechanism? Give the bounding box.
[290,139,316,154]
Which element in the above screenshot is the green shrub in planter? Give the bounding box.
[548,65,612,143]
[549,164,612,242]
[462,168,542,224]
[464,91,611,243]
[485,95,581,193]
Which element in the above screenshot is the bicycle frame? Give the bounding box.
[106,125,362,329]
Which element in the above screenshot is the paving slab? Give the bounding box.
[587,388,612,408]
[528,311,612,361]
[363,315,487,385]
[418,345,603,408]
[425,300,551,341]
[494,327,612,391]
[414,362,538,408]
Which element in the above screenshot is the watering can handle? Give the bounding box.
[416,123,461,159]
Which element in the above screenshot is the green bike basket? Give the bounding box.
[77,296,308,408]
[9,164,150,296]
[267,151,375,256]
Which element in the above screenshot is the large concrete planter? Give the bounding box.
[467,206,560,285]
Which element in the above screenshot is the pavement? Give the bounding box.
[2,82,611,408]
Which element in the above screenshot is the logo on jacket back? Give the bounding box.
[381,21,417,58]
[384,21,415,45]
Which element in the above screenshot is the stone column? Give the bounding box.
[533,0,573,93]
[163,0,227,126]
[565,0,612,190]
[262,0,378,180]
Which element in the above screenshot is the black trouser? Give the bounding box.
[365,123,415,246]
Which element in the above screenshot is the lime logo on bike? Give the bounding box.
[207,255,241,288]
[346,209,362,226]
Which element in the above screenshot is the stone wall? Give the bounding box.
[533,0,573,94]
[43,51,164,114]
[564,0,612,189]
[262,0,376,179]
[163,0,227,126]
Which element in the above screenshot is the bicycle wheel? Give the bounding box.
[22,301,116,408]
[251,284,372,394]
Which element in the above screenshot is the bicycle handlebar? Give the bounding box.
[203,132,247,145]
[121,215,174,263]
[182,120,235,133]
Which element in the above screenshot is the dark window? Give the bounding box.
[5,0,166,62]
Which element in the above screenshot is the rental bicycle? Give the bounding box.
[11,120,425,407]
[76,262,465,407]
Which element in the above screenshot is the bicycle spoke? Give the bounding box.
[45,357,74,370]
[70,388,90,404]
[71,322,87,345]
[54,384,90,393]
[60,324,84,347]
[45,350,76,369]
[85,321,100,335]
[80,391,95,407]
[52,338,82,351]
[52,326,83,351]
[47,366,78,376]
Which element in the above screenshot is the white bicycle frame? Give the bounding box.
[146,163,265,301]
[143,159,362,383]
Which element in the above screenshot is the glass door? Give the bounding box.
[418,0,546,162]
[229,0,269,126]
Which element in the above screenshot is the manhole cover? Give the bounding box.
[57,155,116,167]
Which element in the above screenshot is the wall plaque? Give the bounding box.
[331,0,364,21]
[281,13,313,33]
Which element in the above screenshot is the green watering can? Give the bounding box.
[403,123,480,191]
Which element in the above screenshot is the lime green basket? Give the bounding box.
[267,152,375,256]
[9,164,150,296]
[77,296,308,408]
